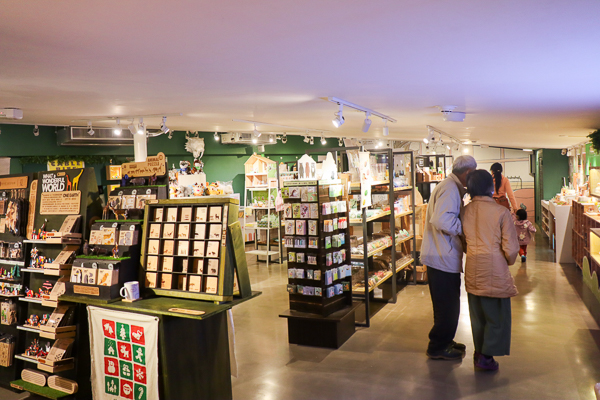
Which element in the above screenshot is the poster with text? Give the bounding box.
[88,306,159,400]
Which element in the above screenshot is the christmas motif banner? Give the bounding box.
[88,306,159,400]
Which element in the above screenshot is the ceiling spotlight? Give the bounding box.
[362,112,372,133]
[214,132,219,141]
[87,121,95,136]
[383,120,389,137]
[252,137,258,144]
[423,137,429,144]
[309,137,314,145]
[113,118,122,135]
[282,132,287,144]
[128,120,137,135]
[446,144,451,150]
[303,136,310,143]
[332,104,345,128]
[160,116,170,134]
[338,138,343,146]
[33,125,39,136]
[253,124,261,138]
[137,118,145,135]
[321,135,327,145]
[269,135,274,143]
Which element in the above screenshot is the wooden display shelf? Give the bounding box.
[14,354,39,364]
[18,324,76,340]
[10,379,72,399]
[352,258,414,294]
[37,358,74,373]
[19,297,44,304]
[0,293,23,298]
[350,210,391,224]
[21,268,70,276]
[23,238,81,245]
[351,237,393,259]
[396,234,415,245]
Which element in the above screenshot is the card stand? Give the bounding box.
[141,198,238,301]
[282,179,353,317]
[63,257,135,302]
[107,186,167,220]
[37,358,74,373]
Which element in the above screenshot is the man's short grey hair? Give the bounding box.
[452,155,477,174]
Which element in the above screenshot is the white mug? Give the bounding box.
[120,281,140,300]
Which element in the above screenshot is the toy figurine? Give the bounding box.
[192,183,203,197]
[25,287,33,298]
[26,314,40,327]
[40,314,49,327]
[83,240,90,256]
[149,173,157,186]
[102,202,111,220]
[193,158,204,174]
[129,177,145,186]
[121,174,130,187]
[25,339,40,357]
[179,160,191,175]
[112,244,119,259]
[41,281,53,296]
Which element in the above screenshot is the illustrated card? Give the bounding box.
[288,252,296,262]
[145,272,157,288]
[119,230,137,246]
[209,206,222,222]
[300,203,310,219]
[89,230,102,245]
[295,220,306,235]
[308,255,317,265]
[195,207,208,222]
[177,241,189,256]
[195,224,206,239]
[182,259,189,273]
[192,241,205,257]
[178,275,188,291]
[146,255,158,271]
[154,208,164,222]
[162,257,174,272]
[147,240,160,255]
[167,207,178,222]
[97,269,117,286]
[161,273,172,289]
[307,186,318,202]
[205,277,218,294]
[122,195,136,209]
[283,203,292,219]
[177,224,190,239]
[308,237,318,249]
[292,203,301,218]
[285,220,295,235]
[163,240,174,255]
[289,187,301,199]
[181,207,193,222]
[188,275,202,292]
[297,253,305,263]
[206,241,219,257]
[207,259,219,275]
[308,220,317,236]
[209,224,221,240]
[300,187,308,202]
[193,258,204,274]
[163,224,175,239]
[309,203,319,219]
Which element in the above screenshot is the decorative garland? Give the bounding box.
[19,155,128,165]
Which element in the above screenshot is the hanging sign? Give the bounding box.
[47,160,85,171]
[122,153,166,177]
[88,306,159,400]
[0,176,28,190]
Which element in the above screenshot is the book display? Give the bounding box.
[243,153,281,266]
[282,179,352,316]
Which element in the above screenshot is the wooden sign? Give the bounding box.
[167,308,206,316]
[27,180,37,239]
[40,192,81,215]
[73,285,99,296]
[122,152,166,177]
[47,160,85,171]
[0,176,28,190]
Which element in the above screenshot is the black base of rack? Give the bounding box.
[279,302,361,348]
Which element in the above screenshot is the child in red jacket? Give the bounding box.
[514,209,536,262]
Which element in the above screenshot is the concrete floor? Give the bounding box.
[231,234,600,400]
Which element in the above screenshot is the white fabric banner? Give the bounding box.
[87,306,159,400]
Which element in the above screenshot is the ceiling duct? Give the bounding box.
[57,126,135,146]
[220,132,275,145]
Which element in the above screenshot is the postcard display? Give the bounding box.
[283,179,352,316]
[9,168,102,395]
[141,198,241,302]
[0,173,37,384]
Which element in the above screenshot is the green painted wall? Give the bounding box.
[0,124,327,202]
[542,149,569,200]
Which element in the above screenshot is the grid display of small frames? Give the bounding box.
[141,198,238,301]
[282,179,352,316]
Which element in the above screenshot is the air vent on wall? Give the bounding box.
[57,126,135,146]
[220,132,274,145]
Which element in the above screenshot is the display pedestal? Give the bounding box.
[279,302,360,349]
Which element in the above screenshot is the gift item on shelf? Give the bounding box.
[1,300,17,325]
[0,283,22,297]
[0,334,16,367]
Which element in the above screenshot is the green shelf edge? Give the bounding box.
[10,379,71,399]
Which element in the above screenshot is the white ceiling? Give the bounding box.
[1,0,599,148]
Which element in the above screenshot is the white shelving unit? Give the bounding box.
[243,154,281,266]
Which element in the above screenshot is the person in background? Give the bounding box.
[421,155,477,360]
[490,163,518,212]
[462,170,520,371]
[514,208,536,262]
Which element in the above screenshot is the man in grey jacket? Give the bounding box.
[421,155,477,360]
